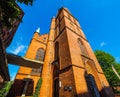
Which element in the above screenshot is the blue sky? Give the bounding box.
[6,0,120,80]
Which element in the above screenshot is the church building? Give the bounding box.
[7,7,114,97]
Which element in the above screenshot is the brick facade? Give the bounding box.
[9,7,114,97]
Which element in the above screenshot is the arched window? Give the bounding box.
[78,38,88,57]
[55,42,59,60]
[31,66,42,76]
[53,42,60,97]
[35,48,44,61]
[31,48,44,76]
[85,74,100,97]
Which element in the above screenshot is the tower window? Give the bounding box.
[77,27,79,31]
[31,68,41,74]
[74,19,77,25]
[58,16,61,33]
[58,16,60,23]
[43,37,46,42]
[78,38,88,57]
[55,42,59,60]
[31,48,44,76]
[68,14,71,20]
[35,48,44,61]
[70,22,73,26]
[59,24,61,33]
[77,27,81,35]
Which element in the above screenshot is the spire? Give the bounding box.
[36,27,40,33]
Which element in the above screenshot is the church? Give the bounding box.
[7,7,114,97]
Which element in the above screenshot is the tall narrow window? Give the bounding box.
[58,17,61,33]
[59,24,61,33]
[85,74,100,97]
[68,14,71,20]
[31,48,44,76]
[78,38,88,57]
[55,42,59,60]
[35,48,44,61]
[53,42,60,97]
[74,19,77,25]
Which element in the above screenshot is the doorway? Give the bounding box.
[85,74,101,97]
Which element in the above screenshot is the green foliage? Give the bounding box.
[16,0,34,5]
[0,0,34,28]
[94,50,115,69]
[114,64,120,75]
[33,78,42,97]
[0,81,12,97]
[94,50,120,93]
[104,68,120,86]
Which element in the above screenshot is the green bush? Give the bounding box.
[33,78,42,97]
[0,81,12,97]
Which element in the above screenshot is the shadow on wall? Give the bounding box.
[84,72,115,97]
[73,86,114,97]
[100,86,115,97]
[6,79,34,97]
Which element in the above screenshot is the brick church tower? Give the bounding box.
[8,8,114,97]
[40,8,114,97]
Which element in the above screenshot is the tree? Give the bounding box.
[0,81,12,97]
[0,0,35,92]
[94,50,115,69]
[114,63,120,75]
[94,50,120,89]
[0,0,34,28]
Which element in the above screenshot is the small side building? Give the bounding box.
[7,29,48,97]
[0,3,24,89]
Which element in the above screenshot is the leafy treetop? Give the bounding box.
[94,50,115,69]
[0,0,34,28]
[94,50,120,88]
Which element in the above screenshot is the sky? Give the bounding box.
[6,0,120,80]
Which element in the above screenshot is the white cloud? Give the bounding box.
[100,41,106,47]
[7,44,28,56]
[12,45,25,55]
